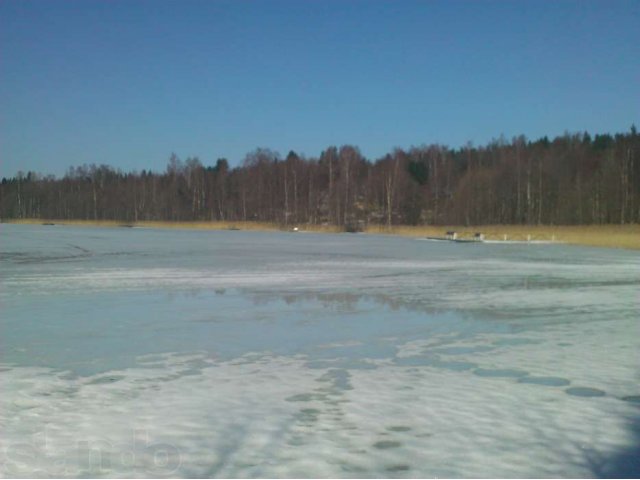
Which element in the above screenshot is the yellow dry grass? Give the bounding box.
[6,218,280,231]
[5,219,640,250]
[4,218,343,234]
[367,224,640,250]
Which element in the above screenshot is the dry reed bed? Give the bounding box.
[372,224,640,250]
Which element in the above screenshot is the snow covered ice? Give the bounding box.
[1,224,639,477]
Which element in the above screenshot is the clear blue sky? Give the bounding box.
[1,0,638,178]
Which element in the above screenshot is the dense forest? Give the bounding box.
[1,128,639,227]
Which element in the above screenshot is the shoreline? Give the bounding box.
[4,219,640,250]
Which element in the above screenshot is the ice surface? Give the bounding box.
[1,224,639,477]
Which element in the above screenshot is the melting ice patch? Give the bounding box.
[2,268,343,294]
[3,259,639,321]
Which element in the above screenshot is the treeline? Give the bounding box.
[1,128,639,226]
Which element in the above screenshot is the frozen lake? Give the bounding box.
[1,224,639,478]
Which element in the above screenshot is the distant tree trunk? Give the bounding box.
[577,169,583,224]
[343,158,350,226]
[621,148,630,224]
[307,173,314,224]
[328,156,333,224]
[526,155,532,224]
[283,165,289,225]
[385,175,393,228]
[516,146,521,223]
[242,187,247,221]
[384,155,399,228]
[16,176,22,218]
[537,157,543,224]
[293,168,298,224]
[92,181,98,220]
[133,183,138,222]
